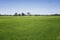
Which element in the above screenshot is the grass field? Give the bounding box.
[0,16,60,40]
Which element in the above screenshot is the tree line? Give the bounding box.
[0,12,60,16]
[0,12,31,16]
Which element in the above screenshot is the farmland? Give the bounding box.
[0,16,60,40]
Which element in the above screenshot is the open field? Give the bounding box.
[0,16,60,40]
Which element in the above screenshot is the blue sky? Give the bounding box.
[0,0,60,15]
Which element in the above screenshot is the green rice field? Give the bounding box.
[0,16,60,40]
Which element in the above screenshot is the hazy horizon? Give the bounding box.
[0,0,60,15]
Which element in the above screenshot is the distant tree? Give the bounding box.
[14,12,18,16]
[0,14,1,16]
[34,14,40,16]
[34,14,39,16]
[18,13,21,16]
[21,13,26,16]
[27,12,31,16]
[9,15,12,16]
[51,14,60,16]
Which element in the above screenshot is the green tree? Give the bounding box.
[14,12,18,16]
[21,13,26,16]
[27,12,31,16]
